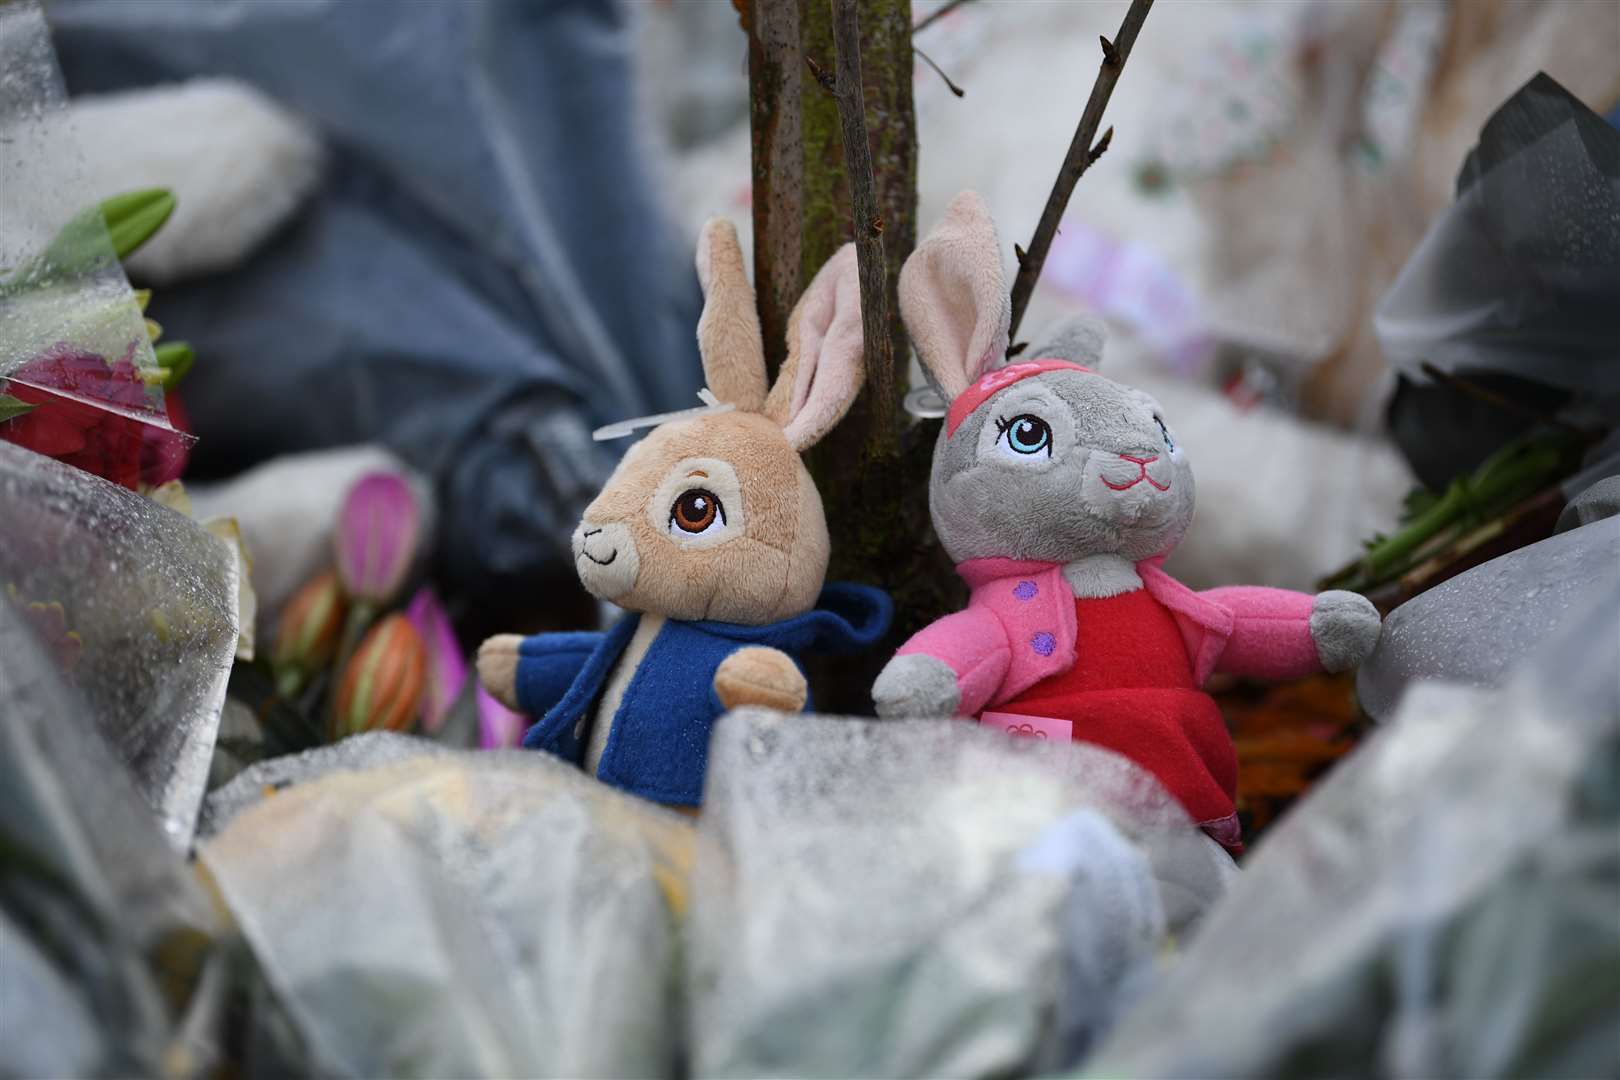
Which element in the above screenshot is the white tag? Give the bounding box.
[903,385,948,419]
[592,389,736,441]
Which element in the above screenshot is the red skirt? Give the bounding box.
[989,587,1242,853]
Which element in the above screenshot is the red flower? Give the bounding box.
[1,341,189,489]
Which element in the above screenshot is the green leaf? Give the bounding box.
[100,188,176,261]
[10,208,102,290]
[1399,486,1441,524]
[0,189,176,298]
[0,394,39,424]
[153,341,195,387]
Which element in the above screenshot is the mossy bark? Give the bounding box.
[747,0,803,377]
[748,0,962,713]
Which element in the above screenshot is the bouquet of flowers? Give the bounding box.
[1,188,196,490]
[223,469,526,776]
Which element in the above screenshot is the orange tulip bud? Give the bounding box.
[331,614,427,740]
[272,571,347,696]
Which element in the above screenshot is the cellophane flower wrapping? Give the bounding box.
[0,594,227,1077]
[199,735,692,1078]
[0,443,239,849]
[0,0,191,489]
[687,711,1233,1078]
[1082,579,1620,1079]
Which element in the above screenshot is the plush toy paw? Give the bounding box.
[714,646,808,713]
[1309,590,1381,673]
[476,634,524,711]
[872,653,961,719]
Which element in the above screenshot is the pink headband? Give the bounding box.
[944,358,1093,437]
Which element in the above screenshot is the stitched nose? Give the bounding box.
[576,525,617,563]
[1102,453,1170,492]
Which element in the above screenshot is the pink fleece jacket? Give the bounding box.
[897,556,1323,716]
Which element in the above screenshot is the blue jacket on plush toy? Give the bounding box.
[478,218,886,806]
[516,583,891,805]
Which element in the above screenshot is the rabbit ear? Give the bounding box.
[765,242,863,452]
[899,190,1009,399]
[695,218,768,410]
[1030,314,1108,368]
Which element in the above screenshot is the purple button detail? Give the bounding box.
[1031,631,1056,657]
[1013,580,1038,601]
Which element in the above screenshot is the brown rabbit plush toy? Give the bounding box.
[478,220,891,807]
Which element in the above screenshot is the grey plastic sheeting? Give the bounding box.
[1377,74,1620,490]
[45,0,706,618]
[1376,73,1620,394]
[1357,516,1620,721]
[0,441,239,848]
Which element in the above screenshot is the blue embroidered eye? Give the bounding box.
[997,414,1052,456]
[1155,415,1175,452]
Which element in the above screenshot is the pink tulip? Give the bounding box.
[335,471,420,606]
[477,685,527,749]
[405,586,466,734]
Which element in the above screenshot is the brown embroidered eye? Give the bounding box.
[670,488,724,535]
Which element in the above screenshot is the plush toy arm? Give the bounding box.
[1198,586,1324,680]
[873,654,961,718]
[477,635,526,711]
[713,646,808,713]
[874,607,1011,718]
[478,631,601,717]
[1308,590,1381,672]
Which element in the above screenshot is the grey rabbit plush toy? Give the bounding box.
[873,191,1381,857]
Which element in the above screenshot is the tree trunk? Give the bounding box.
[748,0,961,713]
[747,0,803,377]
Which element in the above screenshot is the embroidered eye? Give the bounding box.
[669,488,725,536]
[996,414,1052,457]
[1155,415,1175,453]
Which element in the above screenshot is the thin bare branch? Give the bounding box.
[913,45,965,97]
[1007,0,1154,345]
[830,0,895,435]
[1088,125,1114,165]
[913,0,975,35]
[805,54,837,94]
[1418,363,1593,439]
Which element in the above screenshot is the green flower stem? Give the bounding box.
[275,664,308,700]
[153,341,195,387]
[1358,433,1583,585]
[331,600,379,702]
[1364,482,1472,579]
